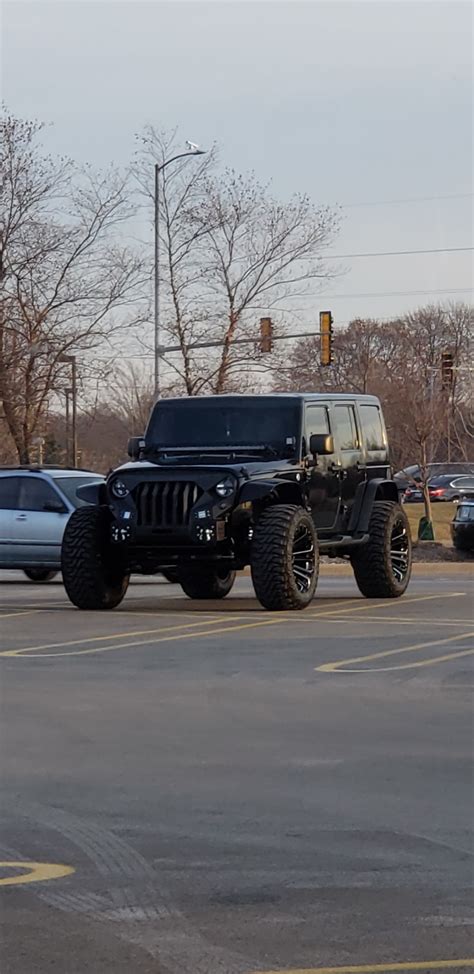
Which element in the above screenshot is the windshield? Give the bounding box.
[145,398,301,457]
[54,476,104,508]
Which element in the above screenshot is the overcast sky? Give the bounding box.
[3,0,473,329]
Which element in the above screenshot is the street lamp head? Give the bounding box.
[185,140,205,154]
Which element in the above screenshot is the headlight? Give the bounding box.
[111,479,130,498]
[215,476,236,498]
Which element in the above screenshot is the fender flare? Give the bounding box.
[238,479,305,509]
[348,479,399,533]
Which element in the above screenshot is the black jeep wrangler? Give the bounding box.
[61,393,412,611]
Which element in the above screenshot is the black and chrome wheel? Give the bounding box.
[351,500,412,598]
[251,504,319,610]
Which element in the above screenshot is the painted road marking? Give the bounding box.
[0,609,43,619]
[316,631,474,673]
[0,861,75,887]
[306,592,466,621]
[2,616,288,658]
[254,960,474,974]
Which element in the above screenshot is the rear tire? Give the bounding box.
[61,506,130,610]
[351,500,412,598]
[251,504,319,611]
[23,569,58,583]
[161,568,179,584]
[178,565,236,600]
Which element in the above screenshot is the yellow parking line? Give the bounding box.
[307,592,465,621]
[0,860,75,887]
[253,959,474,974]
[0,615,233,657]
[3,617,287,658]
[317,631,474,673]
[0,609,42,619]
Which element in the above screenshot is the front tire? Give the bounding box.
[351,500,412,598]
[251,504,319,611]
[61,506,130,610]
[23,569,58,583]
[178,565,236,600]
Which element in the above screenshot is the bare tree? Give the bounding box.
[134,128,340,395]
[0,110,145,462]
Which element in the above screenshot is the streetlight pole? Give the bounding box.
[59,355,77,466]
[153,146,205,398]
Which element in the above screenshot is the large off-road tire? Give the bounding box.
[251,504,319,611]
[161,568,179,584]
[61,506,130,610]
[23,569,58,583]
[351,500,412,598]
[178,564,236,600]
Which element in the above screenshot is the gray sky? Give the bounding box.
[3,0,473,327]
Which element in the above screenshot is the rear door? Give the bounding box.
[304,403,340,530]
[14,477,69,566]
[0,477,23,566]
[357,402,390,479]
[330,403,366,521]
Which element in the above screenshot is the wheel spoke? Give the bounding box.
[292,524,316,593]
[390,517,410,582]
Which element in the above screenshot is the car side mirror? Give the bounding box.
[128,436,145,460]
[43,501,67,514]
[310,433,334,456]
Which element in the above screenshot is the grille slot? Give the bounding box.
[133,481,203,528]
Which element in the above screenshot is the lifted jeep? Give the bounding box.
[61,393,412,611]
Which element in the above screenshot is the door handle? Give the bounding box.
[15,514,27,520]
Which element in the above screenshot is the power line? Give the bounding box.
[341,192,474,209]
[321,246,473,260]
[319,286,473,300]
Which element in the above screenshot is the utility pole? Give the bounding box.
[59,355,77,466]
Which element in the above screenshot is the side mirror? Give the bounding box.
[43,501,67,514]
[310,433,334,456]
[127,436,145,460]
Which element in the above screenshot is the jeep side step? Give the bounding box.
[318,533,370,555]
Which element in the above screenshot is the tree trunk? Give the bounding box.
[215,309,238,394]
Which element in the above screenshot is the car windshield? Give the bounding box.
[53,476,103,508]
[457,505,474,522]
[145,398,301,457]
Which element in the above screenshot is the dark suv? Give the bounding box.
[61,394,412,611]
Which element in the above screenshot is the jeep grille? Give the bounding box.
[133,481,204,528]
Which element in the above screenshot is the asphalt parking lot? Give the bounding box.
[0,566,473,974]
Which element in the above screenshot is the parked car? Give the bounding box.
[394,462,474,494]
[451,500,474,552]
[0,466,104,581]
[403,474,474,503]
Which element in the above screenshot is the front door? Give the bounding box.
[304,404,341,531]
[0,476,23,566]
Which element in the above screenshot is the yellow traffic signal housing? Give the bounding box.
[259,317,273,353]
[320,310,333,366]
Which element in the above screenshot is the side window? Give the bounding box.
[359,405,386,452]
[333,405,359,450]
[19,479,63,512]
[305,405,330,439]
[0,477,21,511]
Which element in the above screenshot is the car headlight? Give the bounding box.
[111,479,130,498]
[215,476,236,498]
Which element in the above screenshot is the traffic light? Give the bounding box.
[259,317,273,353]
[320,310,333,366]
[441,350,454,390]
